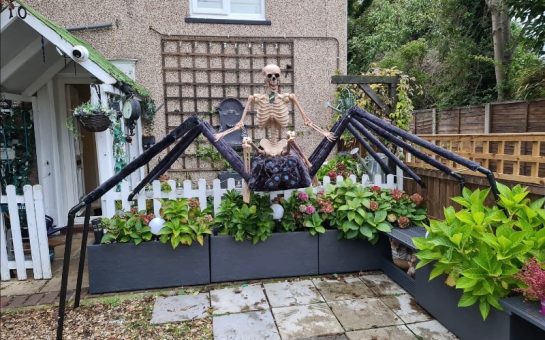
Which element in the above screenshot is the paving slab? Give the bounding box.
[407,320,458,340]
[380,294,432,323]
[312,276,375,302]
[213,310,280,340]
[272,303,344,339]
[264,280,324,307]
[328,297,403,331]
[359,273,407,296]
[346,325,417,340]
[151,293,210,324]
[210,284,268,315]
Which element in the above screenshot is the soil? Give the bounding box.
[0,295,212,340]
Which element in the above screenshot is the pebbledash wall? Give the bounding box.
[25,0,347,179]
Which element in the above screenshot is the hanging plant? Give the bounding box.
[71,101,115,133]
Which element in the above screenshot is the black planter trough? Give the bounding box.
[318,230,389,274]
[210,231,318,282]
[415,264,511,340]
[87,240,210,294]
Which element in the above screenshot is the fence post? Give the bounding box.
[213,179,222,216]
[23,185,43,279]
[6,186,26,280]
[432,108,437,135]
[33,185,52,279]
[152,180,162,217]
[198,179,207,211]
[484,103,491,133]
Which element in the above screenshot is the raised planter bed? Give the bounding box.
[501,296,545,339]
[318,230,389,274]
[210,231,318,282]
[87,240,210,294]
[415,264,511,340]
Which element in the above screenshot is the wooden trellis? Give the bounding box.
[407,133,545,185]
[161,36,295,172]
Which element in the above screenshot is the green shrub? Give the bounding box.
[215,190,275,244]
[159,198,212,249]
[101,210,153,245]
[414,184,545,320]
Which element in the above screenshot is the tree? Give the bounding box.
[485,0,512,100]
[506,0,545,53]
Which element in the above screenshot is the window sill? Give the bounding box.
[185,17,271,25]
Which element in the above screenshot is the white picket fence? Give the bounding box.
[0,185,52,281]
[103,174,401,217]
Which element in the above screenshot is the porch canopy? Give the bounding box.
[0,0,149,97]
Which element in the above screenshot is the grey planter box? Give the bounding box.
[87,240,210,294]
[415,264,510,340]
[318,230,389,274]
[210,232,318,282]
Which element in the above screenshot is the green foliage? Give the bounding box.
[347,0,545,107]
[414,184,545,320]
[196,143,229,170]
[160,181,172,193]
[316,153,367,180]
[278,189,331,236]
[215,190,275,244]
[159,198,212,249]
[101,210,153,245]
[324,179,392,244]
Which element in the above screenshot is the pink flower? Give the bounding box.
[370,185,381,192]
[299,204,307,213]
[297,191,309,202]
[391,189,404,201]
[369,201,379,211]
[397,216,410,228]
[305,205,316,215]
[327,170,337,179]
[516,258,545,301]
[318,199,334,214]
[410,193,424,206]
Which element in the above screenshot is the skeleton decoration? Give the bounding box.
[57,67,502,339]
[215,64,335,200]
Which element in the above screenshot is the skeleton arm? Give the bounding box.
[289,94,336,142]
[215,95,254,141]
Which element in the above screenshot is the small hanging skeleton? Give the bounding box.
[215,64,335,200]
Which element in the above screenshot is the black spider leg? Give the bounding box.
[128,126,202,200]
[350,106,500,200]
[347,121,425,186]
[358,118,466,192]
[56,117,247,340]
[346,124,391,174]
[309,113,352,176]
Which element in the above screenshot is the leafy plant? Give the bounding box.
[101,209,153,245]
[371,187,427,228]
[324,179,392,244]
[414,184,545,320]
[215,190,275,244]
[159,198,212,249]
[316,152,367,181]
[278,190,332,236]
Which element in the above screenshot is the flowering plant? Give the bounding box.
[515,258,545,301]
[101,209,154,245]
[279,189,334,235]
[369,187,427,228]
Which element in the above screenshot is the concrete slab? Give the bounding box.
[272,303,344,339]
[380,294,431,323]
[407,320,458,340]
[150,293,210,324]
[312,276,375,302]
[359,273,407,296]
[328,298,403,331]
[346,326,417,340]
[264,280,324,307]
[210,284,268,315]
[213,310,280,340]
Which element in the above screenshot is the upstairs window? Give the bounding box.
[190,0,265,21]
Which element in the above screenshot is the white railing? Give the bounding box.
[0,185,52,281]
[103,174,401,217]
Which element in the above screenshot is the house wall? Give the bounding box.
[25,0,347,178]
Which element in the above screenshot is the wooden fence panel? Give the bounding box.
[491,102,529,133]
[528,100,545,132]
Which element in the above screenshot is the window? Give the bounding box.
[190,0,265,21]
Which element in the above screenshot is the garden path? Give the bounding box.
[151,273,458,339]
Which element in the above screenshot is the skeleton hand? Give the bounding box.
[215,122,245,141]
[214,132,227,141]
[323,131,337,142]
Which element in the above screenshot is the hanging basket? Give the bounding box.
[77,112,111,132]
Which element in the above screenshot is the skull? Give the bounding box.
[262,64,281,91]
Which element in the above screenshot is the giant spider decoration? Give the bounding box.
[55,64,500,339]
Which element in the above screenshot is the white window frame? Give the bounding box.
[189,0,265,21]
